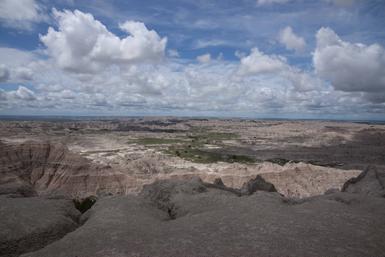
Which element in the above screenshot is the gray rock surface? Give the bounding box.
[20,178,385,257]
[342,166,385,197]
[0,196,80,257]
[0,180,37,197]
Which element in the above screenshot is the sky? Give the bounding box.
[0,0,385,119]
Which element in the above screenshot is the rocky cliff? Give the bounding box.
[0,141,126,197]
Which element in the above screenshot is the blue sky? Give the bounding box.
[0,0,385,119]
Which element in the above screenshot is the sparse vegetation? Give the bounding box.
[131,131,246,164]
[130,138,186,145]
[265,158,292,166]
[166,146,255,163]
[188,132,239,142]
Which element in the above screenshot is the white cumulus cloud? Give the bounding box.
[7,86,36,101]
[0,0,45,30]
[314,27,385,96]
[238,48,322,92]
[278,26,306,52]
[0,20,383,116]
[237,48,286,76]
[40,9,167,73]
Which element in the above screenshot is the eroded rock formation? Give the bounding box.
[342,165,385,197]
[0,141,126,197]
[0,140,361,199]
[15,176,385,257]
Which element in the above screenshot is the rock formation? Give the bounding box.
[0,140,127,198]
[239,175,277,195]
[14,177,385,257]
[342,165,385,197]
[0,140,360,199]
[0,196,80,257]
[1,119,384,256]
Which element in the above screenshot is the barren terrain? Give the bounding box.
[1,117,384,257]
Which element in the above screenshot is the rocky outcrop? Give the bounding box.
[260,163,360,198]
[202,176,277,197]
[240,175,277,195]
[141,176,279,219]
[342,166,385,197]
[140,177,208,219]
[0,141,127,198]
[18,178,385,257]
[0,196,80,257]
[213,177,225,186]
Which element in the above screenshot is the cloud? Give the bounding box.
[314,27,385,96]
[0,47,35,67]
[324,0,356,7]
[0,46,378,117]
[0,0,45,30]
[0,89,6,101]
[0,48,37,82]
[284,69,323,92]
[16,86,36,100]
[1,12,383,117]
[237,48,286,76]
[14,67,34,81]
[167,49,180,57]
[193,39,235,49]
[59,89,76,99]
[257,0,290,5]
[278,26,306,52]
[365,92,385,104]
[0,65,10,82]
[7,86,36,101]
[40,9,167,73]
[196,53,211,63]
[237,48,323,92]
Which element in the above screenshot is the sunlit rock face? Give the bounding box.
[161,162,360,198]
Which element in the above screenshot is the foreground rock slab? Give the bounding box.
[0,196,80,257]
[21,178,385,257]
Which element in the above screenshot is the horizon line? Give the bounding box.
[0,114,384,123]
